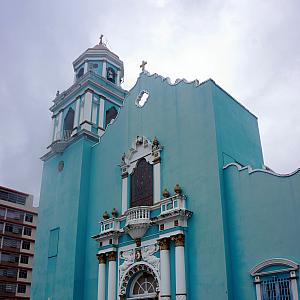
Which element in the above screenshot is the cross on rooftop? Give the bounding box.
[140,60,147,72]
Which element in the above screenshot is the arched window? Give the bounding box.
[77,67,84,79]
[250,258,299,300]
[107,67,116,83]
[63,108,75,140]
[130,158,153,208]
[105,106,118,128]
[129,272,158,299]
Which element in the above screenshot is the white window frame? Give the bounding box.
[119,136,162,214]
[250,258,299,300]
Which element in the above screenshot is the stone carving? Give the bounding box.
[141,244,160,272]
[119,249,135,278]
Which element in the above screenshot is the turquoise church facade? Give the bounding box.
[31,40,300,300]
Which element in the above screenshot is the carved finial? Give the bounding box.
[152,137,159,150]
[174,184,182,195]
[111,208,118,218]
[99,34,104,44]
[162,188,170,198]
[121,153,126,163]
[140,60,147,72]
[103,211,110,220]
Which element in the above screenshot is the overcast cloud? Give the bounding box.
[0,0,299,205]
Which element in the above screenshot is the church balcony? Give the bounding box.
[160,194,186,215]
[125,206,151,226]
[124,207,151,240]
[99,218,119,234]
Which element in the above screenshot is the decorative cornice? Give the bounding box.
[97,253,106,264]
[172,233,185,247]
[158,238,169,250]
[107,251,117,261]
[250,258,298,276]
[223,162,300,178]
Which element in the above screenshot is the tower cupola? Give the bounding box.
[72,36,124,86]
[43,37,127,160]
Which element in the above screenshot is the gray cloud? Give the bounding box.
[0,0,299,205]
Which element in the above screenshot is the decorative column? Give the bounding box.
[98,97,105,136]
[290,271,299,300]
[173,234,186,300]
[97,254,106,300]
[152,137,161,204]
[116,70,121,86]
[121,173,128,214]
[80,89,93,131]
[102,61,107,77]
[72,96,81,135]
[254,276,262,300]
[107,251,117,300]
[158,238,171,300]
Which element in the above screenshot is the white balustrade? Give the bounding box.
[100,219,118,234]
[161,195,186,215]
[125,207,151,225]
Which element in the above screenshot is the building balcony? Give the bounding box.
[160,194,186,215]
[124,207,151,240]
[125,206,151,226]
[100,218,119,234]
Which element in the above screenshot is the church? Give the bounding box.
[31,38,300,300]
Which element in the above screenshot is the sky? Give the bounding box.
[0,0,299,205]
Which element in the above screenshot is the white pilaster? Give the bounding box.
[102,61,107,77]
[159,239,171,300]
[56,111,63,141]
[254,276,262,300]
[99,98,105,129]
[153,162,161,203]
[116,70,121,86]
[92,99,98,125]
[290,271,299,300]
[174,234,186,300]
[121,176,128,214]
[84,61,88,73]
[81,90,93,131]
[73,97,80,135]
[107,252,117,300]
[97,254,106,300]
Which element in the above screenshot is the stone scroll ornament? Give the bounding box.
[119,243,160,279]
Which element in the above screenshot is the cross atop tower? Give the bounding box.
[99,34,104,44]
[140,60,147,72]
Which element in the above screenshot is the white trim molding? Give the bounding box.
[119,136,163,213]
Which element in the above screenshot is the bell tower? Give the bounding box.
[32,39,127,300]
[45,37,127,158]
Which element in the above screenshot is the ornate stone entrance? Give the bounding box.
[119,263,159,300]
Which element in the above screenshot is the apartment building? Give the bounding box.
[0,186,38,300]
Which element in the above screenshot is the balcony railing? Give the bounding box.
[54,130,73,142]
[160,195,186,215]
[125,207,151,226]
[100,219,119,234]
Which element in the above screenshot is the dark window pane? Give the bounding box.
[130,158,153,207]
[105,107,118,128]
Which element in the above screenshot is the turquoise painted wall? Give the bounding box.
[32,138,94,300]
[223,165,300,299]
[82,73,267,299]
